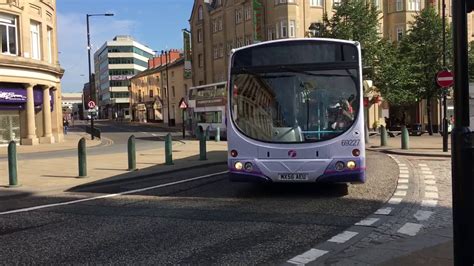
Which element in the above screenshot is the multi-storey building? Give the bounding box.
[0,0,64,145]
[94,35,154,120]
[130,55,192,125]
[190,0,473,132]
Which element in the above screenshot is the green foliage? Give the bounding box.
[469,42,474,82]
[399,7,452,99]
[320,0,380,79]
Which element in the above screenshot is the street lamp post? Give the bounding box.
[86,13,114,140]
[442,0,448,152]
[162,50,172,127]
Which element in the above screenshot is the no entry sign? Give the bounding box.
[436,70,454,88]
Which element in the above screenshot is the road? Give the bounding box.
[0,150,398,264]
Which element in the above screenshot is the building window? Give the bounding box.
[213,20,218,33]
[219,43,224,57]
[396,0,403,11]
[0,13,18,55]
[198,5,203,20]
[150,90,153,97]
[408,0,420,11]
[184,84,188,96]
[47,27,53,63]
[172,86,175,97]
[235,8,243,24]
[310,0,323,7]
[30,21,41,60]
[197,29,203,43]
[198,53,203,67]
[372,0,381,10]
[218,17,223,31]
[289,20,296,37]
[281,20,288,38]
[275,0,295,4]
[396,26,404,41]
[213,45,218,59]
[333,0,341,7]
[245,5,252,20]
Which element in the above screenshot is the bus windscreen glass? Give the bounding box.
[230,41,360,143]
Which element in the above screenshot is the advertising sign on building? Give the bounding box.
[183,30,192,79]
[110,75,134,81]
[253,0,264,42]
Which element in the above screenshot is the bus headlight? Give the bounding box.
[244,162,253,172]
[347,161,357,170]
[234,161,243,170]
[335,161,345,171]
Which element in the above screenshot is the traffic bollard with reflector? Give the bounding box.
[165,133,173,165]
[8,141,18,187]
[199,132,207,161]
[380,126,387,147]
[128,135,136,171]
[78,137,87,177]
[401,126,409,150]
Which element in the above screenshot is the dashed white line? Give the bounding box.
[414,210,434,221]
[398,179,409,184]
[418,164,428,167]
[355,217,380,226]
[0,171,229,216]
[375,207,393,215]
[424,180,437,185]
[394,191,407,197]
[151,133,158,137]
[425,192,439,199]
[399,174,410,178]
[397,184,409,190]
[421,199,438,208]
[398,163,407,167]
[327,231,359,243]
[287,249,329,265]
[423,175,436,180]
[420,167,431,171]
[398,223,423,236]
[388,197,403,205]
[421,171,433,175]
[425,186,438,192]
[400,170,409,174]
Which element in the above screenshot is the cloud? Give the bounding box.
[57,12,137,92]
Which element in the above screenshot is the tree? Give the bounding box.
[469,42,474,82]
[320,0,381,79]
[398,7,452,135]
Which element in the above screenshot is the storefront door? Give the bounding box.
[0,111,20,144]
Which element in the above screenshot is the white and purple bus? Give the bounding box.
[227,38,365,183]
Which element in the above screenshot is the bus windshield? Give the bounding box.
[231,67,359,143]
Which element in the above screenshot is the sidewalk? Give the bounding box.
[0,131,105,156]
[368,134,451,158]
[0,139,228,200]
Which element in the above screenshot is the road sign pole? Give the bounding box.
[182,109,185,139]
[451,0,474,264]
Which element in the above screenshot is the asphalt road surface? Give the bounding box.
[0,151,397,264]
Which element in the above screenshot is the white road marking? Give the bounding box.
[421,199,438,208]
[394,191,407,197]
[398,223,423,236]
[398,163,407,167]
[388,197,403,204]
[423,175,436,180]
[288,249,328,265]
[399,167,409,171]
[399,174,410,178]
[355,217,380,226]
[414,210,434,221]
[327,231,359,243]
[141,132,147,134]
[425,192,439,199]
[400,170,409,174]
[418,164,428,167]
[151,133,158,137]
[420,167,431,171]
[425,186,438,192]
[397,184,409,190]
[398,179,409,184]
[421,171,433,175]
[375,207,393,215]
[424,180,437,185]
[0,171,229,216]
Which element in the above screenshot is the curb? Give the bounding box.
[69,160,228,191]
[366,147,451,158]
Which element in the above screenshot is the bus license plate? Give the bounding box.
[278,173,309,181]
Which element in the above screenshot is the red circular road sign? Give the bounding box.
[88,100,96,109]
[436,70,454,88]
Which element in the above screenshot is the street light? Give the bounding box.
[86,13,114,140]
[161,50,172,127]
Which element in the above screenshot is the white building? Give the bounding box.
[94,35,155,119]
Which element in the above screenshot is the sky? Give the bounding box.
[57,0,194,92]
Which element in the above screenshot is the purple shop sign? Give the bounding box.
[0,87,54,110]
